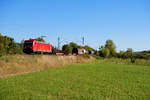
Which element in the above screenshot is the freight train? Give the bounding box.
[23,40,52,54]
[23,39,95,55]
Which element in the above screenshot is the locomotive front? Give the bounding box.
[23,40,34,54]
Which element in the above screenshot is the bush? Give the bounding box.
[62,44,73,54]
[0,53,2,57]
[130,57,136,63]
[99,46,110,58]
[134,53,150,60]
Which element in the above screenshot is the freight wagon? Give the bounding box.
[23,40,52,54]
[72,48,88,55]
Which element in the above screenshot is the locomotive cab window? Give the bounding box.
[24,41,33,47]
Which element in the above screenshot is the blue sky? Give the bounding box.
[0,0,150,51]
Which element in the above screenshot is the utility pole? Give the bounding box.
[41,36,46,38]
[57,37,69,51]
[82,37,85,46]
[58,37,60,50]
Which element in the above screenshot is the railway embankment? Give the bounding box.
[0,55,94,78]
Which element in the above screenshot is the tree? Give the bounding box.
[84,45,95,52]
[69,42,78,48]
[105,40,116,57]
[127,48,133,52]
[123,48,133,58]
[36,37,45,42]
[62,44,72,54]
[99,40,117,58]
[118,50,124,58]
[99,45,110,58]
[99,45,104,57]
[7,38,18,54]
[30,37,45,42]
[0,33,18,54]
[103,48,110,58]
[62,42,79,54]
[16,40,24,54]
[0,33,5,54]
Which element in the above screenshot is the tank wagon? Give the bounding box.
[23,40,52,54]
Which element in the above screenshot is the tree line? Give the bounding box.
[98,40,150,63]
[0,33,23,56]
[62,42,96,54]
[61,39,150,62]
[0,33,46,56]
[0,33,150,61]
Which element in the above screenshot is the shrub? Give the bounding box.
[130,57,136,64]
[62,44,72,54]
[134,53,149,60]
[0,53,2,57]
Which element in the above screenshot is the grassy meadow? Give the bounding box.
[0,55,93,78]
[0,60,150,100]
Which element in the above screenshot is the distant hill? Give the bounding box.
[135,50,150,53]
[134,50,150,56]
[141,50,150,53]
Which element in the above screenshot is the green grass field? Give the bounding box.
[0,60,150,100]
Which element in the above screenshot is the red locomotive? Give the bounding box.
[23,40,52,54]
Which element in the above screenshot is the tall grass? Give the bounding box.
[102,57,150,66]
[0,55,94,78]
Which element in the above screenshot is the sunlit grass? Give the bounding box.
[0,60,150,100]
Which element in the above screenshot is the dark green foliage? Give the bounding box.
[99,45,110,58]
[0,33,20,54]
[117,50,124,58]
[98,40,150,61]
[99,40,117,58]
[18,40,24,54]
[62,42,78,54]
[99,45,104,57]
[30,37,45,42]
[101,47,110,58]
[84,45,95,52]
[52,46,60,54]
[134,53,150,60]
[0,53,2,57]
[0,33,48,55]
[117,48,136,63]
[62,44,72,54]
[140,50,150,53]
[62,42,96,54]
[130,56,136,63]
[123,48,134,59]
[69,42,78,48]
[117,49,150,61]
[105,40,117,57]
